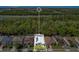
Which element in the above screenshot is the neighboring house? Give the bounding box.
[23,36,34,46]
[45,36,54,48]
[1,36,13,46]
[12,36,24,44]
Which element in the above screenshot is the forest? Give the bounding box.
[0,8,79,36]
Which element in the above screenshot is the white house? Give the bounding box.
[34,34,45,46]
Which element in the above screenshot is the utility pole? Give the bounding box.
[36,7,42,33]
[33,7,47,52]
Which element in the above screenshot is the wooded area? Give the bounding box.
[0,8,79,36]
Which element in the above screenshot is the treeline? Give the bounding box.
[0,15,79,36]
[1,8,79,15]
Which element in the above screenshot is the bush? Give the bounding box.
[34,45,47,52]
